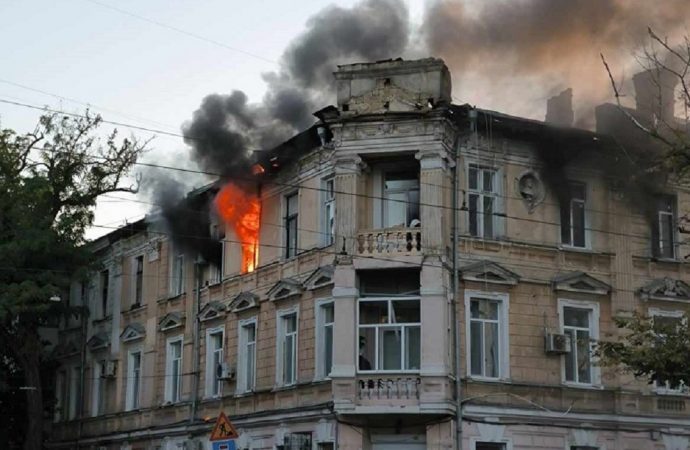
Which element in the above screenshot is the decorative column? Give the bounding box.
[333,155,367,256]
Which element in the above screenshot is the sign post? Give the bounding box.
[210,411,239,450]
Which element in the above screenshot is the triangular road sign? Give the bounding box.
[210,412,239,441]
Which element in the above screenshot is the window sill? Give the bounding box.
[467,375,510,383]
[559,244,593,253]
[562,381,603,390]
[166,292,186,302]
[92,315,112,324]
[357,371,421,375]
[122,303,147,315]
[272,383,298,392]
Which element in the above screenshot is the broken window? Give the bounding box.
[468,165,499,238]
[560,182,586,248]
[285,192,299,258]
[100,269,110,318]
[653,195,676,259]
[133,255,144,306]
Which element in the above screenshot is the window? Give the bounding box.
[560,300,599,385]
[650,309,686,393]
[466,293,509,379]
[475,443,507,450]
[279,432,312,450]
[560,182,587,248]
[277,310,298,385]
[209,223,225,284]
[285,193,299,258]
[357,270,421,372]
[653,195,676,259]
[468,165,499,238]
[322,177,335,246]
[169,246,184,296]
[205,327,224,398]
[133,255,144,306]
[54,370,66,422]
[126,350,142,410]
[165,337,183,403]
[383,171,419,228]
[315,300,334,379]
[237,319,257,393]
[100,269,110,318]
[68,366,80,420]
[91,360,106,416]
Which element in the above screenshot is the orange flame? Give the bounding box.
[214,183,261,273]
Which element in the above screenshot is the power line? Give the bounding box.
[79,0,277,65]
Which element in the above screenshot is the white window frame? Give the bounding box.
[464,290,510,380]
[357,296,421,373]
[654,195,677,259]
[470,437,513,450]
[165,335,183,403]
[467,163,502,239]
[276,307,299,387]
[649,307,687,394]
[169,244,185,297]
[315,299,335,380]
[204,326,225,398]
[560,181,590,249]
[131,254,144,306]
[125,348,142,411]
[321,176,335,246]
[237,317,258,394]
[558,298,600,387]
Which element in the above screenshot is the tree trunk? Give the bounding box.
[20,336,44,450]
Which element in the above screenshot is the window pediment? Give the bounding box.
[158,312,184,331]
[303,265,334,291]
[120,323,145,342]
[552,271,610,295]
[267,278,303,302]
[640,278,690,302]
[460,261,520,286]
[87,332,110,351]
[199,301,227,322]
[229,292,259,313]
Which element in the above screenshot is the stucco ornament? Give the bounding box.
[515,170,545,213]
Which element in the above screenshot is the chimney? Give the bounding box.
[333,57,452,114]
[545,88,574,127]
[633,68,678,125]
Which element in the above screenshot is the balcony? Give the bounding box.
[356,228,422,255]
[358,375,421,400]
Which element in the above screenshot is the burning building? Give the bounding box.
[47,56,690,450]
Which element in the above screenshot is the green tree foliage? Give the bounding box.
[596,312,690,389]
[0,111,148,450]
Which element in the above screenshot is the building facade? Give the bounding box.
[48,58,690,450]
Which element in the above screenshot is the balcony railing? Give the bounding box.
[357,376,421,400]
[356,228,422,255]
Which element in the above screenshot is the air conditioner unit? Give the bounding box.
[217,362,235,381]
[545,333,571,354]
[102,360,117,378]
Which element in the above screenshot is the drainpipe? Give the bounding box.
[451,126,462,450]
[76,291,88,449]
[190,258,204,424]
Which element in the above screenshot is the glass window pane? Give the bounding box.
[285,314,297,333]
[380,328,402,370]
[324,325,333,376]
[564,307,589,327]
[469,167,478,190]
[471,299,498,320]
[576,329,591,383]
[247,342,255,389]
[385,192,407,227]
[323,303,334,323]
[358,328,375,370]
[485,322,499,377]
[407,189,420,224]
[483,196,494,238]
[470,321,483,375]
[359,269,420,296]
[469,194,479,236]
[404,326,420,370]
[572,201,585,247]
[392,300,420,323]
[284,335,294,383]
[564,329,576,382]
[359,301,388,324]
[482,170,494,192]
[287,194,298,215]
